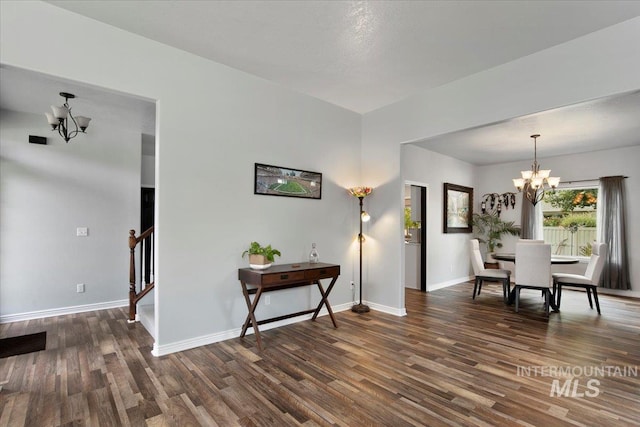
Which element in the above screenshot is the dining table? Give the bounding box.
[492,253,580,265]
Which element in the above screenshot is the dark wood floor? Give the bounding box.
[1,282,639,426]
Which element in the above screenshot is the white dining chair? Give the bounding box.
[552,243,607,314]
[469,239,511,303]
[514,242,553,315]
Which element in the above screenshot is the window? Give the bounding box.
[542,187,598,256]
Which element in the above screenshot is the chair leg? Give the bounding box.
[556,284,563,308]
[503,279,510,304]
[544,290,550,316]
[586,287,594,309]
[515,287,520,312]
[592,286,601,315]
[473,278,479,299]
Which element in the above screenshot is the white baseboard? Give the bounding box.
[428,276,473,292]
[0,299,128,324]
[151,300,411,357]
[365,300,407,317]
[580,288,640,299]
[138,304,156,339]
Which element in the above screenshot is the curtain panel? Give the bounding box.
[598,176,630,290]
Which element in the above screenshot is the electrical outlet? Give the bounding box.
[76,227,88,237]
[264,295,271,305]
[76,283,85,293]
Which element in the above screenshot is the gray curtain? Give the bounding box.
[599,176,630,289]
[520,186,536,239]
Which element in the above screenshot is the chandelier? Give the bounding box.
[512,134,560,205]
[45,92,91,142]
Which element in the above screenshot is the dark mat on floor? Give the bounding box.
[0,331,47,358]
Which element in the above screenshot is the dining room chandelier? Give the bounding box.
[45,92,91,142]
[512,134,560,205]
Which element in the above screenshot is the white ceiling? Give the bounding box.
[412,89,640,165]
[2,1,640,164]
[47,0,640,114]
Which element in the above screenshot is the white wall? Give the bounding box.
[363,17,640,311]
[0,1,362,353]
[141,155,155,188]
[401,145,475,290]
[0,109,140,316]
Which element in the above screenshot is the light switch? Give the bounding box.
[76,227,88,237]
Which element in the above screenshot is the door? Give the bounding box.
[404,184,427,292]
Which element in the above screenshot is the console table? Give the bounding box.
[238,262,340,350]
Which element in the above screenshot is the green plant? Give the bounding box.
[404,207,421,230]
[471,213,520,253]
[560,213,597,228]
[543,215,562,226]
[544,188,598,212]
[242,241,281,262]
[579,244,593,257]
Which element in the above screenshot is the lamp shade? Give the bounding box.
[547,177,560,188]
[75,116,91,130]
[348,187,372,198]
[45,112,58,125]
[51,105,69,120]
[513,178,525,190]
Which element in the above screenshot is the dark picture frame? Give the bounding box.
[254,163,322,199]
[443,183,473,233]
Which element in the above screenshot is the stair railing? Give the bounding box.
[128,226,154,322]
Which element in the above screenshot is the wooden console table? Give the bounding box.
[238,262,340,350]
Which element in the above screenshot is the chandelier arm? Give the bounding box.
[57,119,68,141]
[66,111,81,140]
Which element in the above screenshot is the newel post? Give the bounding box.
[129,229,137,321]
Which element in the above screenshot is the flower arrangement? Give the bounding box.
[348,187,373,198]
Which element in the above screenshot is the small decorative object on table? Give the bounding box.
[309,243,319,263]
[242,241,281,270]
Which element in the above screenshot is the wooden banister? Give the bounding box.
[129,226,154,322]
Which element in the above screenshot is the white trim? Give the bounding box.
[0,299,128,324]
[152,302,353,357]
[594,288,640,299]
[366,300,407,317]
[428,276,473,292]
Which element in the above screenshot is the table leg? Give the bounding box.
[311,276,338,328]
[240,281,264,350]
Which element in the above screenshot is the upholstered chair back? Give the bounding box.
[516,243,551,287]
[469,239,485,275]
[584,243,608,284]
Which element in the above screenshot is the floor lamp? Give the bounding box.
[348,187,372,313]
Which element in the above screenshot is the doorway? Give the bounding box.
[404,183,427,292]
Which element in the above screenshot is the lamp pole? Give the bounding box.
[352,196,370,313]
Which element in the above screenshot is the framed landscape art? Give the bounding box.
[254,163,322,200]
[443,183,473,233]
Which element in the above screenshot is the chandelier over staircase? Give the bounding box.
[45,92,91,143]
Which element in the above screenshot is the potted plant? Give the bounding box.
[404,207,421,240]
[242,241,281,270]
[471,213,520,265]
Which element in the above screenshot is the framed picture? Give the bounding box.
[254,163,322,199]
[443,183,473,233]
